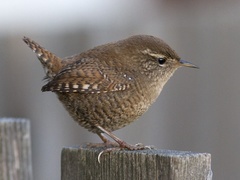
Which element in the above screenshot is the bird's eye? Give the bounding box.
[158,58,166,65]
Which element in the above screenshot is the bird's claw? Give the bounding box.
[97,143,155,163]
[98,147,121,163]
[133,143,156,150]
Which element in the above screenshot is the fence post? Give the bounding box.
[0,118,33,180]
[61,145,212,180]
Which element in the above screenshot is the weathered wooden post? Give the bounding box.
[0,118,33,180]
[61,145,212,180]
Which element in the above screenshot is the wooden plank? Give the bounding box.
[0,118,33,180]
[61,145,212,180]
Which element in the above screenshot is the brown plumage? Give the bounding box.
[23,35,197,150]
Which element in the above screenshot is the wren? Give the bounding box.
[23,35,198,151]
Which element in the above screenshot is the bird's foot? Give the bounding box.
[96,125,155,162]
[97,142,155,163]
[86,141,119,148]
[118,141,155,150]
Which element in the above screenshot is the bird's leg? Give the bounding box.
[97,133,119,147]
[86,132,119,148]
[96,125,155,163]
[96,125,147,150]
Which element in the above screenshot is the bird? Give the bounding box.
[23,35,198,152]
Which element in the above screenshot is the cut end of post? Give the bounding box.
[61,144,212,180]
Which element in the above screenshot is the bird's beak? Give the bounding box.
[179,59,199,68]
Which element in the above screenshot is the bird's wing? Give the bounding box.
[41,58,135,93]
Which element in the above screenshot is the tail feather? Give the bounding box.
[23,36,63,79]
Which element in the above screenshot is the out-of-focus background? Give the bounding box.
[1,0,240,179]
